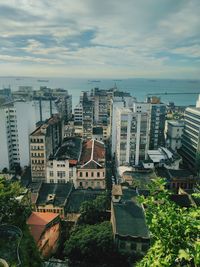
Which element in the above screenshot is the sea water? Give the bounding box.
[0,77,200,108]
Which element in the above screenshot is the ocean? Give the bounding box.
[0,77,200,108]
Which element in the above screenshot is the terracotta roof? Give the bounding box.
[27,212,59,243]
[80,139,105,167]
[112,185,122,196]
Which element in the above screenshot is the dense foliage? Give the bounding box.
[0,177,42,266]
[136,178,200,267]
[78,193,110,225]
[64,221,128,267]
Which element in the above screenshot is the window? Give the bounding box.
[91,172,94,177]
[57,171,66,178]
[50,179,54,183]
[86,172,88,177]
[80,172,82,177]
[97,172,100,177]
[49,171,54,177]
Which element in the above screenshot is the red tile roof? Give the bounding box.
[27,212,59,242]
[80,139,105,167]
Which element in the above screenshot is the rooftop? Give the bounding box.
[112,185,122,196]
[167,120,184,127]
[54,137,82,161]
[36,183,72,207]
[113,201,149,238]
[80,139,105,169]
[93,127,103,135]
[66,189,104,213]
[27,212,59,243]
[30,114,60,136]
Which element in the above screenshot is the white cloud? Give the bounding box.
[0,0,199,77]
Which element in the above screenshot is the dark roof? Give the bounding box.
[113,201,149,238]
[54,137,82,160]
[156,168,193,180]
[66,189,104,213]
[169,194,193,208]
[36,183,72,207]
[121,188,138,201]
[93,127,103,135]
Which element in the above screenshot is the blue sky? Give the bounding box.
[0,0,200,78]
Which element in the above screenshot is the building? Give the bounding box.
[66,189,104,222]
[46,137,82,184]
[156,168,199,190]
[181,107,200,171]
[35,182,73,217]
[111,185,150,256]
[147,97,166,150]
[92,88,108,124]
[76,139,106,189]
[92,127,103,141]
[115,102,150,166]
[74,102,83,124]
[82,92,93,140]
[111,95,134,155]
[30,115,62,182]
[27,212,60,258]
[165,120,184,151]
[147,147,181,170]
[0,100,37,170]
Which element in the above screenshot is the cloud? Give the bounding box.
[0,0,199,78]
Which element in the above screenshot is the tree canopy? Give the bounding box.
[78,193,110,225]
[64,221,129,267]
[0,177,42,266]
[136,178,200,267]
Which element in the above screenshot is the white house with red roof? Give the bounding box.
[76,139,106,189]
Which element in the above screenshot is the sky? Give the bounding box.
[0,0,200,78]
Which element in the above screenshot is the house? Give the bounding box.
[65,189,104,222]
[111,185,150,256]
[46,137,82,184]
[27,212,60,258]
[76,139,106,189]
[156,168,199,190]
[35,182,73,218]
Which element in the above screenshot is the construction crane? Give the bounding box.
[147,92,200,96]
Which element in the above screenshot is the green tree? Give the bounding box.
[0,177,42,266]
[78,193,110,225]
[136,178,200,267]
[64,221,128,267]
[0,177,31,227]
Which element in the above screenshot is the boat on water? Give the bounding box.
[37,79,49,82]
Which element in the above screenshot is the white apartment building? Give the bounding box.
[114,102,150,166]
[0,101,37,170]
[46,159,77,184]
[74,103,83,123]
[165,120,184,151]
[111,96,135,155]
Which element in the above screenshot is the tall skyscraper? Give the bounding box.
[181,107,200,172]
[30,114,62,182]
[147,97,166,149]
[0,101,37,170]
[114,102,150,166]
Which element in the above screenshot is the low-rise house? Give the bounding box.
[35,182,73,218]
[111,185,150,256]
[157,168,199,190]
[66,189,104,222]
[46,137,82,184]
[27,212,60,258]
[76,139,106,189]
